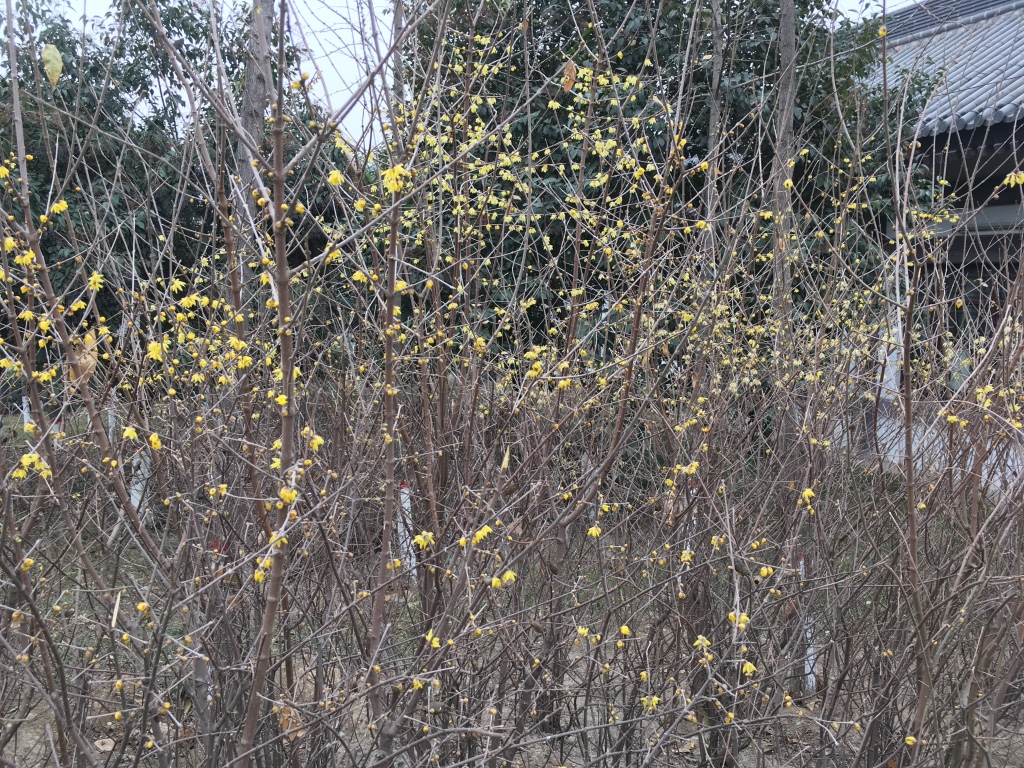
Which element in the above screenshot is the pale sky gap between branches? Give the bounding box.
[55,0,915,141]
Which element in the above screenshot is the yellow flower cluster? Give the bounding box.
[381,164,410,194]
[413,531,435,549]
[13,452,51,480]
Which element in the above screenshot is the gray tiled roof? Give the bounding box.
[886,0,1024,135]
[887,0,1021,40]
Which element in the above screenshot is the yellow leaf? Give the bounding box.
[42,44,63,88]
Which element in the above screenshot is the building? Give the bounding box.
[887,0,1024,336]
[862,0,1024,491]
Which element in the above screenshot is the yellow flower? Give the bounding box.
[490,576,502,588]
[801,488,815,503]
[640,695,660,713]
[149,434,162,450]
[50,200,68,214]
[351,270,368,283]
[501,569,516,584]
[136,602,149,613]
[472,524,494,545]
[620,625,631,637]
[726,611,750,630]
[904,735,917,747]
[587,525,602,537]
[122,426,138,440]
[309,434,324,451]
[275,395,288,407]
[147,341,163,362]
[878,24,887,37]
[254,569,265,583]
[328,169,343,186]
[577,626,589,637]
[279,487,298,505]
[381,164,410,194]
[742,661,757,676]
[87,271,104,291]
[413,531,435,549]
[3,236,15,252]
[354,199,367,212]
[0,166,9,178]
[19,558,34,572]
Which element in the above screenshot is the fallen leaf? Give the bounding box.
[278,705,307,742]
[70,332,98,387]
[94,738,115,752]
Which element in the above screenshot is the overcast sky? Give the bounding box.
[288,0,389,139]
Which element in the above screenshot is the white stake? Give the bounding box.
[800,554,817,695]
[397,482,416,576]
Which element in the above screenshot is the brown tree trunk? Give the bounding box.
[231,0,274,307]
[772,0,797,318]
